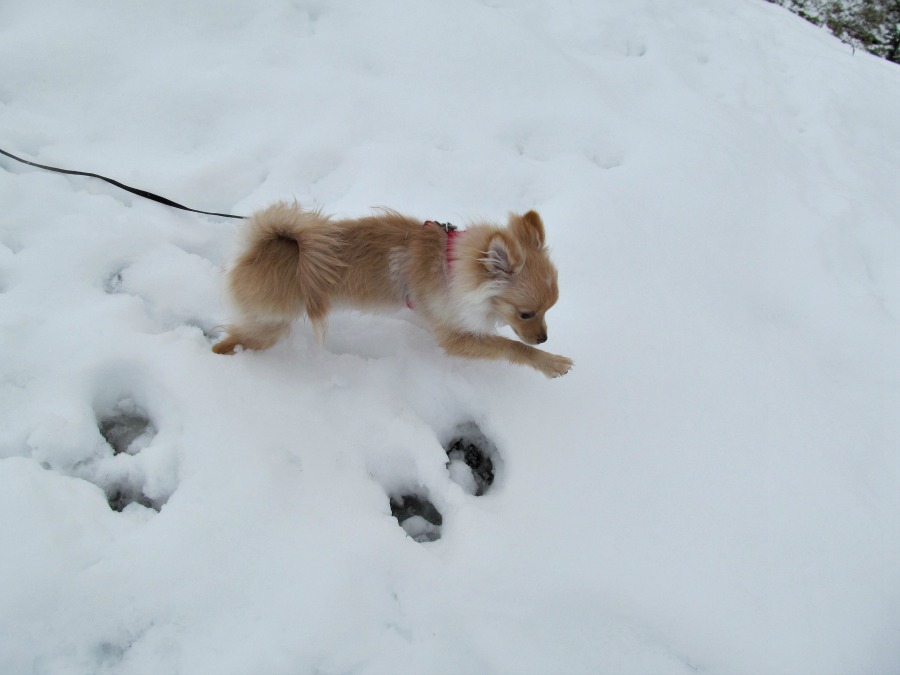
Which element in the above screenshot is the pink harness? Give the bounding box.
[406,221,459,310]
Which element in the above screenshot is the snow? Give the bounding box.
[2,0,900,673]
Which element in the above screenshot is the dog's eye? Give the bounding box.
[518,311,536,320]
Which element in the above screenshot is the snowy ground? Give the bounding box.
[2,1,900,673]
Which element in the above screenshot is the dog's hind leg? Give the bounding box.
[212,317,292,355]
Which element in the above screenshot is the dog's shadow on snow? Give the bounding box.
[319,310,435,360]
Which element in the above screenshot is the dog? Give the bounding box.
[212,202,573,378]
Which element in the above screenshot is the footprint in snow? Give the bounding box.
[390,493,443,543]
[444,421,498,497]
[95,396,165,512]
[98,397,156,456]
[389,421,500,543]
[86,365,180,514]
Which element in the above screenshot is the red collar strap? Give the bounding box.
[423,220,460,270]
[407,221,460,310]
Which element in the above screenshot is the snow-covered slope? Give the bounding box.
[2,1,899,673]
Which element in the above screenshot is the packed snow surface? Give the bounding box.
[2,1,900,673]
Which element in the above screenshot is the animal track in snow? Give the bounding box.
[98,397,156,455]
[95,396,166,512]
[106,485,155,513]
[443,421,498,496]
[384,421,500,543]
[27,383,176,515]
[390,493,443,543]
[103,269,124,294]
[86,366,180,514]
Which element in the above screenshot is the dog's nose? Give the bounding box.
[536,333,547,344]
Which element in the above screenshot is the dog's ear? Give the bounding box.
[484,233,522,279]
[510,210,546,249]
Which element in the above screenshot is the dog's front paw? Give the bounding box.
[537,352,573,378]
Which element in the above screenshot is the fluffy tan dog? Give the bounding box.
[213,202,573,378]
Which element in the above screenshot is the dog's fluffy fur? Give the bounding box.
[213,202,573,378]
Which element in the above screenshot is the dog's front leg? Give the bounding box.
[437,331,573,378]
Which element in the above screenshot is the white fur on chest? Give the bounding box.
[388,238,503,335]
[442,275,503,334]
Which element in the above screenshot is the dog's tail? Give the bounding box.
[228,201,345,341]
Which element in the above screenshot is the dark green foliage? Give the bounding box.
[769,0,900,64]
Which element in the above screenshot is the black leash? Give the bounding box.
[0,146,246,220]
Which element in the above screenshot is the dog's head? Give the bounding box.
[483,210,560,345]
